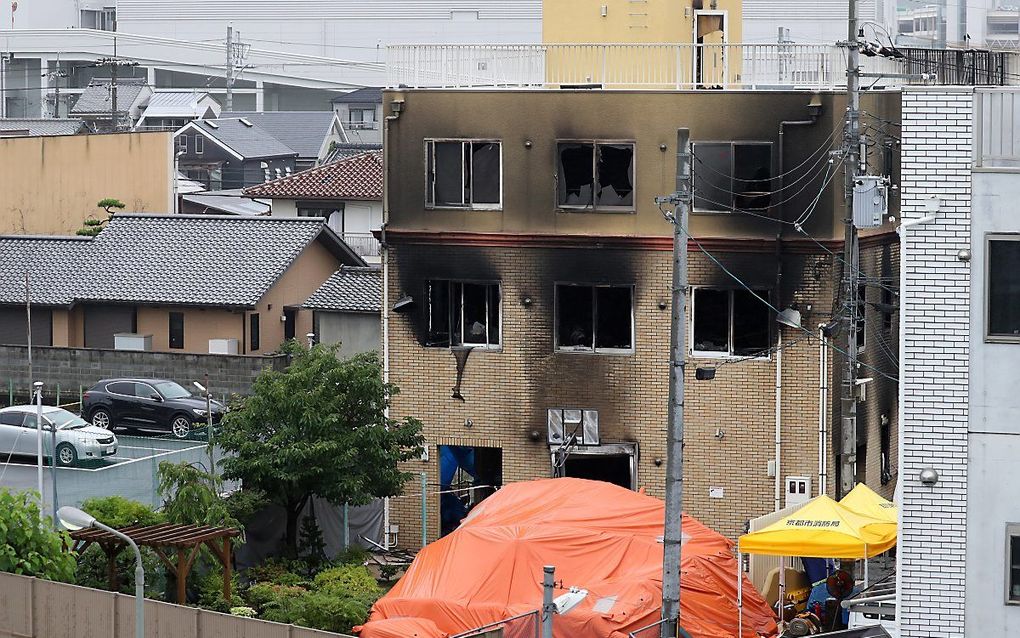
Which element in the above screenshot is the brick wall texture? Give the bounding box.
[897,87,973,638]
[382,237,902,548]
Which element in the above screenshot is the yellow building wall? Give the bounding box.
[544,0,741,45]
[0,132,173,235]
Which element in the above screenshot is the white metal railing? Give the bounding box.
[341,232,381,257]
[975,88,1020,168]
[387,43,917,90]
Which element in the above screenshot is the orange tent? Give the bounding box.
[358,478,777,638]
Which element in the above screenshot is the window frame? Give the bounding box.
[168,311,185,350]
[986,234,1020,343]
[177,135,188,154]
[553,282,636,356]
[195,135,204,155]
[250,313,260,352]
[689,286,772,359]
[424,139,503,211]
[424,279,502,351]
[555,139,637,213]
[1007,522,1020,605]
[691,140,774,213]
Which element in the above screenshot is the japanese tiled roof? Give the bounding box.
[243,151,382,201]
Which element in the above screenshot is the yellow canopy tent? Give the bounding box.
[840,483,898,524]
[737,494,896,559]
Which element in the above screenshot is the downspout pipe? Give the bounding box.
[381,98,401,550]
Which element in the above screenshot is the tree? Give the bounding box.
[77,198,125,236]
[219,346,423,553]
[0,489,75,582]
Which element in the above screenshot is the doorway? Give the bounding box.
[556,442,638,490]
[693,11,728,87]
[438,445,502,537]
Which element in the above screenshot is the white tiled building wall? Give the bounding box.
[896,86,974,638]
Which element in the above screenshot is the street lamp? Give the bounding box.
[194,379,215,479]
[33,381,43,504]
[57,506,144,638]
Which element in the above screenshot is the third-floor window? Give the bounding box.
[425,139,502,210]
[556,141,635,211]
[693,141,773,212]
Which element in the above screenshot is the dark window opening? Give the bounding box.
[881,286,894,335]
[557,142,634,210]
[693,142,773,211]
[250,313,260,351]
[880,417,892,486]
[692,288,770,356]
[555,284,633,353]
[426,280,500,348]
[284,308,297,341]
[168,312,184,350]
[855,442,868,484]
[439,445,502,537]
[1008,524,1020,604]
[989,238,1020,339]
[426,140,501,209]
[563,454,633,490]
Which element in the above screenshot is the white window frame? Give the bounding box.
[555,139,637,213]
[986,234,1020,344]
[691,140,773,213]
[425,279,502,351]
[424,139,503,211]
[553,283,636,355]
[177,135,188,154]
[195,135,204,155]
[689,286,772,359]
[1007,522,1020,605]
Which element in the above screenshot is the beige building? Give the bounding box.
[381,87,901,547]
[0,132,174,235]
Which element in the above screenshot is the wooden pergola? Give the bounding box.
[69,523,241,604]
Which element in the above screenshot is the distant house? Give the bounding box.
[243,150,382,262]
[304,266,381,357]
[135,91,221,131]
[331,88,382,145]
[174,118,299,191]
[70,78,153,132]
[180,189,271,216]
[0,119,86,138]
[0,215,365,354]
[226,111,348,170]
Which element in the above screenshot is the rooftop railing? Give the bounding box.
[386,43,1020,90]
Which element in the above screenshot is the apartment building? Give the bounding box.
[380,82,902,547]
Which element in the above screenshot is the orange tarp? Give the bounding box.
[358,478,777,638]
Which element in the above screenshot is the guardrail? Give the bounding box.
[452,610,541,638]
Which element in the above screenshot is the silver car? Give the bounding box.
[0,406,118,467]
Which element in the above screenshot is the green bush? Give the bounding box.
[196,567,241,612]
[230,606,257,618]
[80,496,165,528]
[313,564,381,599]
[0,489,75,582]
[335,545,370,566]
[74,544,165,597]
[244,582,305,611]
[246,557,308,587]
[298,591,374,634]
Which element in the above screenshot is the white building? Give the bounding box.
[898,85,1020,637]
[0,1,541,117]
[742,0,891,45]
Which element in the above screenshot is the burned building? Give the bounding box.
[380,88,901,546]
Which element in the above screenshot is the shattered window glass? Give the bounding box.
[595,286,633,350]
[558,142,635,210]
[693,289,729,353]
[426,140,502,209]
[693,142,773,211]
[693,288,771,356]
[558,143,595,207]
[596,144,634,207]
[426,280,500,348]
[557,284,633,353]
[732,290,770,356]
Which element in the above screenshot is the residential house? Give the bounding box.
[174,118,298,191]
[244,150,383,262]
[0,214,365,355]
[134,91,221,131]
[304,266,382,357]
[0,131,173,235]
[70,78,153,132]
[380,82,903,549]
[331,88,382,144]
[225,111,347,170]
[179,190,271,216]
[896,87,1020,638]
[0,118,85,138]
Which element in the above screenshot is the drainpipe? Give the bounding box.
[818,324,829,495]
[381,97,402,550]
[774,334,783,512]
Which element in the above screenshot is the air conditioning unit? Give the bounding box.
[114,333,152,351]
[208,338,238,355]
[785,476,812,508]
[547,408,599,446]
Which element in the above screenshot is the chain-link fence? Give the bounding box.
[451,611,541,638]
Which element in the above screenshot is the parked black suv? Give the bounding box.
[82,378,227,438]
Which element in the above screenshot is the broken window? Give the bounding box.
[557,142,635,210]
[555,284,634,353]
[425,140,502,209]
[426,280,500,348]
[693,142,773,211]
[692,288,770,357]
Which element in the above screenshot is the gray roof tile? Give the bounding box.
[331,87,382,105]
[304,266,381,313]
[0,119,85,137]
[71,78,148,115]
[226,111,337,160]
[0,236,92,306]
[191,118,298,159]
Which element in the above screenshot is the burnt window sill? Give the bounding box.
[425,206,503,212]
[690,350,771,361]
[423,344,503,353]
[556,206,636,214]
[555,347,635,357]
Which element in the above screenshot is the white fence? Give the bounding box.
[975,88,1020,169]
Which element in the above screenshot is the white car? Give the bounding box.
[0,406,118,467]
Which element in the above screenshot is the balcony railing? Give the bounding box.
[387,43,1020,90]
[341,232,381,258]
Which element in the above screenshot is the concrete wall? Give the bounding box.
[0,132,174,234]
[965,169,1020,634]
[315,311,380,358]
[0,344,289,400]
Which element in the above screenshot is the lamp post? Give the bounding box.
[58,506,144,638]
[193,379,214,481]
[33,381,43,504]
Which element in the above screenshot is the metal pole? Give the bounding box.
[95,521,144,638]
[840,0,862,499]
[34,382,43,505]
[818,326,829,496]
[226,24,234,112]
[51,409,58,523]
[205,373,214,480]
[420,471,427,549]
[661,129,691,638]
[111,37,118,131]
[25,272,32,384]
[542,565,555,638]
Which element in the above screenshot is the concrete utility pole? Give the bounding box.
[656,129,692,638]
[226,23,234,112]
[42,55,68,118]
[91,39,138,132]
[840,0,862,498]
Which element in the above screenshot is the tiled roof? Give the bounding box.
[324,142,382,164]
[143,91,218,118]
[243,151,382,201]
[0,236,92,306]
[331,87,382,105]
[190,118,298,159]
[0,118,85,137]
[71,78,148,115]
[304,266,381,313]
[226,111,337,160]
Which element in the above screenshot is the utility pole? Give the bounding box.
[226,23,234,112]
[840,0,862,498]
[42,54,68,118]
[656,129,692,638]
[90,40,138,132]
